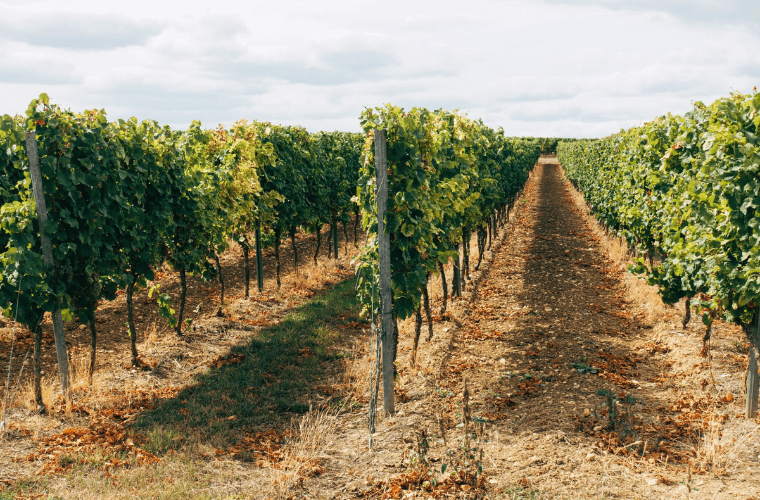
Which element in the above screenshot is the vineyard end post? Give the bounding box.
[746,309,759,418]
[375,129,394,415]
[25,131,72,404]
[255,220,264,292]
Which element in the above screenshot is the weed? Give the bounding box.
[378,380,488,496]
[596,389,640,436]
[572,356,598,374]
[502,485,543,499]
[442,380,487,486]
[436,386,456,398]
[21,373,58,411]
[58,454,77,469]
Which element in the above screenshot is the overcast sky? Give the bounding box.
[1,0,758,137]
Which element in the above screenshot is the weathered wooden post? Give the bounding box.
[25,131,71,404]
[255,220,264,292]
[375,129,394,415]
[746,309,759,418]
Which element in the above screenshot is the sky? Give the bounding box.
[1,0,758,137]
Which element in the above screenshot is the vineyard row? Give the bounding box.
[557,89,760,416]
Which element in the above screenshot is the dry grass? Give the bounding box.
[262,408,338,499]
[341,347,372,404]
[70,350,92,392]
[20,373,58,411]
[695,415,760,474]
[144,320,161,347]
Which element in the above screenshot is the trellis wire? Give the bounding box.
[6,348,31,420]
[368,265,382,449]
[1,285,22,434]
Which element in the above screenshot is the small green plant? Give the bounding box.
[596,389,641,436]
[149,284,177,328]
[436,386,456,398]
[328,396,360,413]
[503,485,543,499]
[678,479,699,492]
[58,455,77,469]
[444,381,487,486]
[572,356,597,374]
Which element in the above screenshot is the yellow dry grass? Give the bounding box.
[20,372,58,411]
[259,408,339,499]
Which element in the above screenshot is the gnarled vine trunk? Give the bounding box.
[487,216,493,250]
[127,279,139,366]
[476,226,486,270]
[392,313,399,378]
[290,227,299,275]
[214,253,225,317]
[412,306,422,367]
[33,323,45,413]
[682,298,691,328]
[423,278,433,341]
[438,260,448,314]
[176,266,187,336]
[89,315,96,386]
[314,226,322,265]
[462,227,471,281]
[331,214,338,259]
[342,220,349,256]
[274,227,282,288]
[241,238,251,298]
[452,249,461,297]
[353,207,360,246]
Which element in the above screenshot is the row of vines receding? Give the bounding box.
[557,89,760,365]
[354,105,542,367]
[0,94,363,409]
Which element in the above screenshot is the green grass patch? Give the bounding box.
[134,278,363,451]
[501,485,544,499]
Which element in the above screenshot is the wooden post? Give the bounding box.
[255,220,264,292]
[24,131,71,404]
[332,216,339,260]
[746,309,759,418]
[375,129,394,415]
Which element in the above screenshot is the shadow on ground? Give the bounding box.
[132,279,366,453]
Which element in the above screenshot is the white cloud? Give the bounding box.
[0,12,164,50]
[0,0,758,137]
